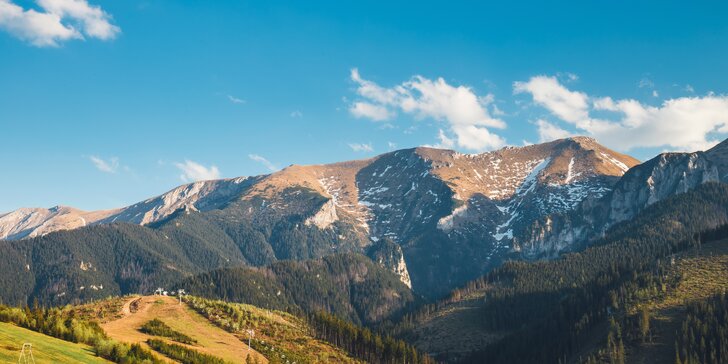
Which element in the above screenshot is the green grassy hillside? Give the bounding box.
[0,322,111,363]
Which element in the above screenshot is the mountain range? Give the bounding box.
[4,135,728,301]
[0,137,640,298]
[3,135,728,363]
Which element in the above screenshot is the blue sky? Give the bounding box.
[2,1,728,211]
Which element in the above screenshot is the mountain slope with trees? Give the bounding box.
[1,138,638,298]
[178,253,417,326]
[396,183,728,363]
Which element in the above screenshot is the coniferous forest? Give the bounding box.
[395,183,728,363]
[675,292,728,364]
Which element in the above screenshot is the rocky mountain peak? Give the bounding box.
[521,137,728,258]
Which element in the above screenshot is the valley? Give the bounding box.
[3,2,726,362]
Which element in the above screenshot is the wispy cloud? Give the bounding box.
[534,119,573,142]
[174,160,220,182]
[348,68,506,151]
[515,75,728,151]
[290,110,303,118]
[227,95,245,104]
[350,101,393,121]
[248,154,278,172]
[0,0,120,47]
[348,143,373,152]
[638,77,655,89]
[426,129,455,149]
[89,156,119,173]
[491,104,505,116]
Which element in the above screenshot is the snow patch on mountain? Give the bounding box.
[564,158,577,183]
[601,152,630,172]
[490,158,551,242]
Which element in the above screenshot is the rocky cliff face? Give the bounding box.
[367,239,412,289]
[521,140,728,256]
[1,137,639,296]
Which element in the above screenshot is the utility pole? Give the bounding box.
[18,343,35,364]
[177,289,186,304]
[246,329,255,350]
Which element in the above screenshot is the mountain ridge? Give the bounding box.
[0,137,638,244]
[0,137,640,297]
[520,138,728,255]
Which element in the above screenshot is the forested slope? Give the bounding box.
[396,183,728,363]
[179,253,417,326]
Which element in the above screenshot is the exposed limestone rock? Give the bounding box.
[304,199,339,229]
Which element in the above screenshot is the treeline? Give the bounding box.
[185,296,433,364]
[0,303,160,363]
[309,311,435,364]
[186,296,335,363]
[676,292,728,364]
[140,319,197,345]
[147,338,226,364]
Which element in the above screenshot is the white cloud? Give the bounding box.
[685,84,695,93]
[350,69,399,105]
[174,160,220,182]
[514,76,590,126]
[348,143,373,152]
[535,119,573,142]
[593,96,618,111]
[0,0,119,47]
[227,95,245,104]
[387,141,397,150]
[290,110,303,118]
[349,68,506,151]
[350,102,392,121]
[248,154,278,172]
[652,90,659,98]
[429,129,455,149]
[89,156,118,173]
[516,75,728,152]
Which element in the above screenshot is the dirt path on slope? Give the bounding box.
[101,295,267,364]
